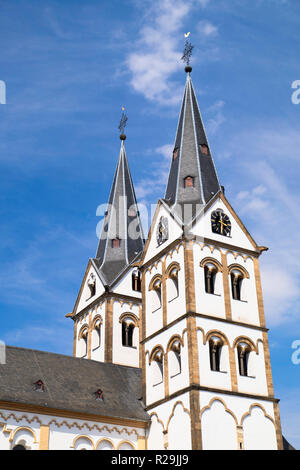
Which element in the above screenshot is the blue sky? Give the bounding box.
[0,0,300,448]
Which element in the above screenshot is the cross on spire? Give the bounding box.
[118,107,128,139]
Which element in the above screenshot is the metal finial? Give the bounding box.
[118,107,128,138]
[181,34,194,68]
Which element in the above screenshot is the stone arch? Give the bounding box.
[72,434,95,450]
[200,398,238,450]
[92,314,103,329]
[119,312,139,327]
[204,329,230,347]
[117,440,135,450]
[165,261,181,278]
[167,402,191,450]
[228,263,250,279]
[148,274,162,291]
[166,334,184,353]
[241,404,277,450]
[241,403,274,426]
[149,345,164,365]
[78,324,89,339]
[96,438,115,450]
[233,336,258,354]
[8,426,38,446]
[200,257,223,272]
[148,413,165,450]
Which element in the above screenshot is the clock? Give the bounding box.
[211,210,231,237]
[157,216,169,246]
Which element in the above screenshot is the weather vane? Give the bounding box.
[181,32,194,67]
[118,106,128,137]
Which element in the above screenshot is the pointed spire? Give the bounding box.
[95,137,144,286]
[164,69,221,222]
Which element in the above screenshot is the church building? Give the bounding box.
[0,61,286,450]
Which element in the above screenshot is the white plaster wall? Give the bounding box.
[147,415,165,450]
[193,244,226,318]
[243,406,277,450]
[168,402,192,450]
[145,262,163,338]
[165,245,186,324]
[143,204,183,265]
[90,303,105,362]
[49,418,138,450]
[197,329,232,391]
[199,390,278,450]
[145,320,189,406]
[147,392,191,450]
[113,268,142,299]
[76,302,106,361]
[0,408,140,451]
[195,317,268,395]
[226,253,260,326]
[0,410,42,450]
[192,197,255,251]
[201,399,237,450]
[75,264,105,316]
[236,341,268,396]
[112,301,140,367]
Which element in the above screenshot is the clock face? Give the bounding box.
[211,210,231,237]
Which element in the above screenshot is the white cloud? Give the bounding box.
[135,143,172,201]
[126,0,211,106]
[197,20,218,37]
[228,126,300,326]
[206,100,225,135]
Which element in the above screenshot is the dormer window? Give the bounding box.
[173,147,179,160]
[34,380,45,392]
[200,144,209,155]
[94,388,104,400]
[184,176,194,188]
[112,238,120,248]
[128,207,136,217]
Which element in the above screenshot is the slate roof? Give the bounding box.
[165,69,221,222]
[0,346,149,423]
[95,139,144,286]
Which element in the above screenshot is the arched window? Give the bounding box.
[200,258,223,295]
[122,320,135,347]
[228,264,249,301]
[150,348,164,386]
[184,176,194,188]
[231,271,243,300]
[79,327,88,358]
[92,318,102,350]
[200,143,209,155]
[166,264,180,302]
[168,339,182,378]
[237,342,251,377]
[132,270,141,292]
[173,147,179,160]
[112,238,120,248]
[209,337,223,372]
[204,264,218,294]
[149,276,162,312]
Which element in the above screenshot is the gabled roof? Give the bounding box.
[94,139,145,286]
[0,346,149,423]
[164,69,221,222]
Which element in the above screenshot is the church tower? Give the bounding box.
[140,65,283,450]
[68,133,145,368]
